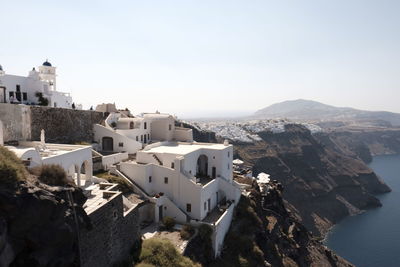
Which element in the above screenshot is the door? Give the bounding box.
[212,167,216,179]
[159,205,163,221]
[0,87,5,103]
[102,137,114,151]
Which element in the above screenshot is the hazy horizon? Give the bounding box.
[1,0,399,118]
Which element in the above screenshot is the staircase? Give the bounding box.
[152,154,163,165]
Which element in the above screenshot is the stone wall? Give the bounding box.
[79,193,141,267]
[30,106,104,144]
[0,104,105,144]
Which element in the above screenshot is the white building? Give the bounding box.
[93,112,193,154]
[3,127,93,187]
[0,61,73,108]
[116,139,241,257]
[120,141,241,221]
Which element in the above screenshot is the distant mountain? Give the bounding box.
[254,99,400,126]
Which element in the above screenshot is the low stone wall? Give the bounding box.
[0,104,105,144]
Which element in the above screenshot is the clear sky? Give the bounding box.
[1,0,399,118]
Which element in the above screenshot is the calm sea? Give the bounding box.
[325,154,400,267]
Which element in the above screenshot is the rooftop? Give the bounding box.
[144,142,229,155]
[83,183,120,214]
[8,141,90,159]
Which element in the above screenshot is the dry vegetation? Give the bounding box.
[95,171,133,194]
[0,146,27,188]
[136,238,201,267]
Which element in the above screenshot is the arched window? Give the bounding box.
[129,121,134,129]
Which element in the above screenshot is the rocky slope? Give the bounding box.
[187,181,354,267]
[0,178,91,267]
[234,125,390,236]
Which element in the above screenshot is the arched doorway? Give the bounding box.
[102,137,113,151]
[197,154,208,177]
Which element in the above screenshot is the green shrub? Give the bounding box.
[35,92,49,106]
[162,216,176,231]
[138,238,200,267]
[0,146,27,188]
[180,224,195,240]
[31,164,70,186]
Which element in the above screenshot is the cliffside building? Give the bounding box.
[93,112,193,154]
[0,61,74,108]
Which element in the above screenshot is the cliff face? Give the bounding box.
[211,182,353,267]
[0,180,91,267]
[320,129,400,163]
[233,125,390,236]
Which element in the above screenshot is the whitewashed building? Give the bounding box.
[116,139,241,257]
[0,61,73,108]
[2,126,93,187]
[93,112,193,154]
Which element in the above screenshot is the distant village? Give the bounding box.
[0,61,272,266]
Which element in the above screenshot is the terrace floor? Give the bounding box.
[202,206,226,224]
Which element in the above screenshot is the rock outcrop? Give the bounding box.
[0,180,91,267]
[232,125,391,236]
[210,181,354,267]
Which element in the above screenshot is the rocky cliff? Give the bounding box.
[0,178,91,267]
[319,129,400,163]
[189,181,353,267]
[234,125,391,237]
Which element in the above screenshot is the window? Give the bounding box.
[149,176,152,183]
[169,124,172,131]
[144,122,147,129]
[171,162,174,169]
[186,204,191,212]
[16,85,20,92]
[119,142,124,147]
[204,202,207,211]
[148,133,150,140]
[141,135,143,141]
[136,136,139,141]
[164,177,168,184]
[22,93,27,101]
[9,92,14,97]
[130,122,134,129]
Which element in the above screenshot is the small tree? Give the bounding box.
[35,92,49,106]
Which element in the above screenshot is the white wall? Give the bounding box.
[173,128,193,142]
[102,152,129,170]
[212,203,235,257]
[93,124,142,154]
